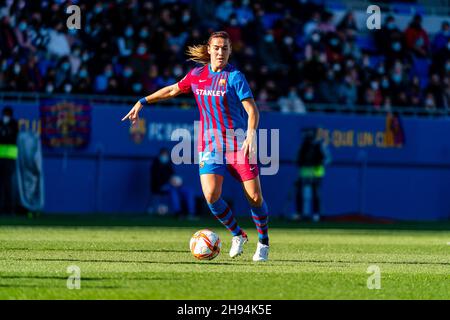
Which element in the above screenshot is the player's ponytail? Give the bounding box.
[186,31,231,65]
[186,44,210,65]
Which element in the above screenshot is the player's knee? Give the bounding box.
[204,191,221,204]
[247,193,263,207]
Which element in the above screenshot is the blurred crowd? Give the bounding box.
[0,0,449,113]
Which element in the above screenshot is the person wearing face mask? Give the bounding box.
[375,16,405,66]
[149,148,196,220]
[432,21,449,53]
[404,14,429,58]
[0,106,18,215]
[295,127,331,223]
[151,149,172,188]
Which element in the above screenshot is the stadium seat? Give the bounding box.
[391,3,426,16]
[411,57,431,90]
[369,55,385,69]
[324,0,346,11]
[356,35,377,53]
[295,34,306,49]
[262,13,282,30]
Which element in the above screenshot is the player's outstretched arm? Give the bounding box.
[121,83,183,125]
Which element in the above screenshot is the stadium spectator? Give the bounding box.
[404,14,430,58]
[149,148,195,219]
[0,0,447,113]
[375,15,406,68]
[46,22,71,58]
[0,106,18,215]
[317,70,340,104]
[431,21,449,53]
[426,73,445,108]
[363,79,383,109]
[337,10,358,35]
[295,127,330,222]
[338,71,358,107]
[0,17,17,56]
[278,87,306,114]
[443,76,450,110]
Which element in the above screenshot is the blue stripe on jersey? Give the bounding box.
[202,91,215,152]
[211,75,225,152]
[223,72,237,152]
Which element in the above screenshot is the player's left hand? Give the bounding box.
[121,101,142,125]
[241,134,257,160]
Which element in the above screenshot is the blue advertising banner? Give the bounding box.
[8,102,450,221]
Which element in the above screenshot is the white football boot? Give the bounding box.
[229,232,248,258]
[252,242,269,262]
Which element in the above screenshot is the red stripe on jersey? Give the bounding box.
[207,94,222,152]
[194,94,207,152]
[223,73,237,151]
[202,97,214,153]
[199,68,213,152]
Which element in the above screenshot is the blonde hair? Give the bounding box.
[186,31,231,65]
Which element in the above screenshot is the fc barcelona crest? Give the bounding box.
[129,118,147,144]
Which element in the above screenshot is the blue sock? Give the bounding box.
[251,200,269,245]
[208,198,242,236]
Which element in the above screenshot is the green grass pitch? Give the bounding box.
[0,216,449,299]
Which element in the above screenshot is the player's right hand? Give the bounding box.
[121,102,142,125]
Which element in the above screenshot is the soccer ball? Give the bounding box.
[189,229,221,260]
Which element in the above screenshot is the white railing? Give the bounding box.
[0,91,448,118]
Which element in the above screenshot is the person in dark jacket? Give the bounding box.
[150,148,174,195]
[0,106,18,214]
[150,148,195,219]
[295,127,330,222]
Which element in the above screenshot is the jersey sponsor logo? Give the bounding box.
[195,89,226,97]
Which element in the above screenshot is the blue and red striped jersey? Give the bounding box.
[178,63,253,153]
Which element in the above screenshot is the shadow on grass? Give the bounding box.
[2,248,188,253]
[277,259,450,266]
[2,256,449,266]
[0,214,449,231]
[0,275,180,282]
[0,257,247,266]
[0,284,122,289]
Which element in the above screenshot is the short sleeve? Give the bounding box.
[177,70,193,94]
[231,71,254,101]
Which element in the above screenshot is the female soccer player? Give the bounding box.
[122,31,269,261]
